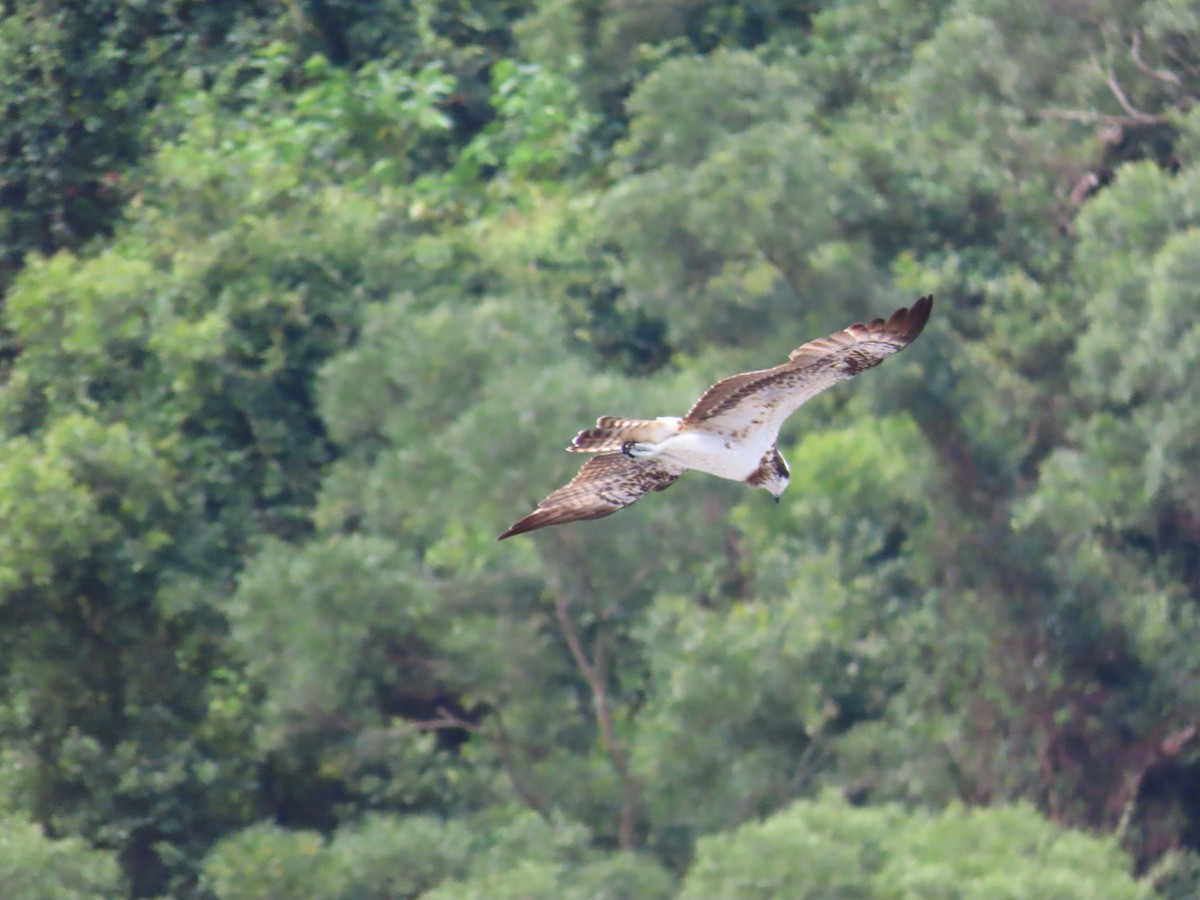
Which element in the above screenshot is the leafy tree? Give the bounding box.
[327,814,474,900]
[1014,149,1200,857]
[632,416,935,843]
[678,791,894,899]
[201,825,339,900]
[0,0,538,287]
[0,0,282,282]
[0,48,456,893]
[879,803,1151,900]
[202,808,673,900]
[0,815,124,900]
[678,793,1149,900]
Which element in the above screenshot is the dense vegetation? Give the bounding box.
[1,0,1199,896]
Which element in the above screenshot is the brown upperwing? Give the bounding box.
[681,295,933,429]
[498,452,685,540]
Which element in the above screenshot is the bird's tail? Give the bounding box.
[568,416,679,453]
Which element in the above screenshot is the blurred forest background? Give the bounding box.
[1,0,1199,897]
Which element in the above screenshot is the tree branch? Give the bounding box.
[405,708,484,733]
[1037,107,1166,127]
[1102,65,1163,124]
[1130,31,1194,96]
[1039,27,1191,130]
[550,576,641,850]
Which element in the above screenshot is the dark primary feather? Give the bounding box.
[497,452,684,540]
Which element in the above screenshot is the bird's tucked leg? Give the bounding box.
[621,440,662,460]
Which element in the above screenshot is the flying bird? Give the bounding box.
[498,295,933,540]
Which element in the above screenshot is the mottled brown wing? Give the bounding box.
[498,452,685,540]
[681,295,933,436]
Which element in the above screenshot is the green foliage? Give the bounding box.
[679,792,896,899]
[226,535,490,819]
[420,861,566,900]
[186,48,457,191]
[328,814,473,900]
[230,536,432,733]
[797,0,952,113]
[0,1,156,274]
[0,815,124,900]
[0,39,452,891]
[421,809,673,900]
[516,0,813,136]
[879,803,1150,900]
[200,824,341,900]
[201,809,673,900]
[602,50,842,349]
[632,416,934,841]
[457,58,597,190]
[679,794,1149,900]
[0,0,534,284]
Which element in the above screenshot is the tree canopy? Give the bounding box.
[1,0,1198,896]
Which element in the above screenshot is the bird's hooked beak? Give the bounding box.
[773,494,782,505]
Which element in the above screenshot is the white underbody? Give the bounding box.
[633,417,777,482]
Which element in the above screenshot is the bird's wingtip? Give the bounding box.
[899,293,934,341]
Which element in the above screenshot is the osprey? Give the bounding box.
[498,296,933,540]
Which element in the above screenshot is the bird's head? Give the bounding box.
[754,448,790,504]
